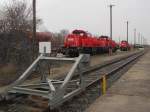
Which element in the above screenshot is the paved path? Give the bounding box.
[86,50,150,112]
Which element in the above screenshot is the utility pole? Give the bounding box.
[119,36,121,44]
[140,34,141,45]
[109,4,115,40]
[140,35,142,45]
[134,29,136,45]
[138,33,140,45]
[126,21,129,43]
[108,4,115,55]
[33,0,36,59]
[141,36,143,45]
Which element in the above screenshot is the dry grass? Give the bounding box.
[0,63,17,77]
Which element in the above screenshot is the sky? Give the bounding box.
[0,0,150,44]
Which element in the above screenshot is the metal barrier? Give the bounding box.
[1,53,90,108]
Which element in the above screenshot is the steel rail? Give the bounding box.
[55,51,143,81]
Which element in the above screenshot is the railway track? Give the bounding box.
[0,50,146,112]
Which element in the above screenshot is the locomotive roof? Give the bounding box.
[99,36,109,38]
[72,30,87,34]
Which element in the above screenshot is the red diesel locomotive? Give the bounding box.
[63,30,118,57]
[120,40,131,51]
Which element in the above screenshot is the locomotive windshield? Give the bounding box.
[121,40,127,43]
[99,36,109,38]
[72,30,87,36]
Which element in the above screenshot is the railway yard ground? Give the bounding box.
[0,48,148,112]
[86,49,150,112]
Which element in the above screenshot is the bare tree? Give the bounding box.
[0,0,41,69]
[0,0,41,33]
[0,0,30,32]
[60,29,69,37]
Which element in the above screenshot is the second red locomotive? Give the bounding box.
[120,40,131,51]
[63,30,118,57]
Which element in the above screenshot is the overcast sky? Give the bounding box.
[1,0,150,44]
